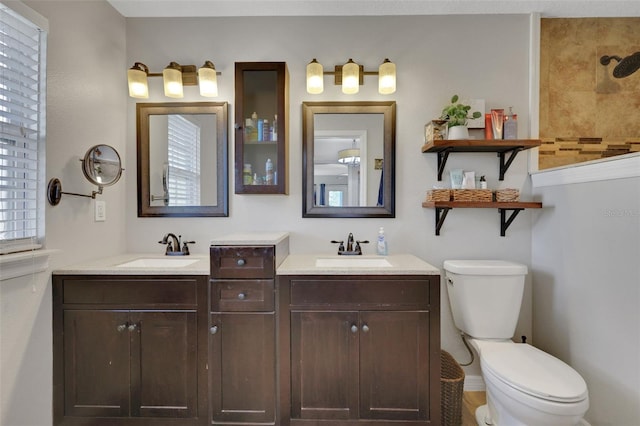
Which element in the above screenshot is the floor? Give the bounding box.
[462,391,486,426]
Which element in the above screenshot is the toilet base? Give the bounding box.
[475,402,591,426]
[475,404,492,425]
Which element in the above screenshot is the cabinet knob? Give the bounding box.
[237,259,246,266]
[361,324,370,333]
[238,292,247,300]
[128,323,137,332]
[350,324,358,333]
[210,325,218,335]
[117,324,127,332]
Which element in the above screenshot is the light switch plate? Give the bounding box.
[95,200,106,222]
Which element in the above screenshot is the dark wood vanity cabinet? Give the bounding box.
[279,275,441,425]
[209,246,277,424]
[52,275,208,426]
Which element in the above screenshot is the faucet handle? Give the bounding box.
[182,240,195,255]
[331,240,345,253]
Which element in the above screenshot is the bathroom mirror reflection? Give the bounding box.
[137,102,228,217]
[302,101,395,218]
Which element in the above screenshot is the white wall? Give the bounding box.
[531,157,640,426]
[0,2,127,425]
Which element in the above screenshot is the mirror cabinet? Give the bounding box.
[136,102,229,217]
[234,62,289,195]
[302,101,396,218]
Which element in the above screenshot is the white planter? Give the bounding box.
[448,125,469,140]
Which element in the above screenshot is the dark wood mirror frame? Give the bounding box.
[302,101,396,218]
[137,102,229,217]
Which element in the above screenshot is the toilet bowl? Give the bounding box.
[471,339,589,426]
[443,260,589,426]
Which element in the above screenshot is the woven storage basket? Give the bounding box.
[495,188,520,202]
[441,350,465,426]
[426,189,451,202]
[452,189,493,202]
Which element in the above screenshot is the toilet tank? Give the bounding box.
[443,260,527,339]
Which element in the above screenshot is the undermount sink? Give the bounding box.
[315,257,392,268]
[116,258,199,268]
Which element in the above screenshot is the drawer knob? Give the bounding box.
[350,324,358,333]
[238,292,247,300]
[117,324,127,332]
[210,325,218,335]
[128,323,137,332]
[237,259,246,266]
[361,324,370,333]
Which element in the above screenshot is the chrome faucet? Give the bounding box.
[159,233,195,255]
[331,233,369,255]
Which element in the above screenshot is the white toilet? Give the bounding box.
[443,260,589,426]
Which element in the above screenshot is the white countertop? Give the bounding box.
[211,232,290,245]
[52,253,210,276]
[277,254,440,276]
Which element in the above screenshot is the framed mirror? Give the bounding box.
[137,102,228,217]
[302,101,396,218]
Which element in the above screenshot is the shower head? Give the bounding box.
[600,52,640,78]
[613,52,640,78]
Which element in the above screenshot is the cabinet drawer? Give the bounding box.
[210,246,274,279]
[60,277,198,306]
[211,280,274,312]
[290,278,431,309]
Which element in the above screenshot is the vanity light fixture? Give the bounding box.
[127,60,220,99]
[305,58,396,95]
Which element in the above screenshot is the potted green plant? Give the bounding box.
[440,94,482,139]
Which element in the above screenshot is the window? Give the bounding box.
[167,115,201,206]
[0,2,47,254]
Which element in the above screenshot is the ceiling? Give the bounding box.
[108,0,640,18]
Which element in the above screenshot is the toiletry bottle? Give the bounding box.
[251,112,258,142]
[257,117,264,142]
[503,107,518,139]
[273,114,278,141]
[263,119,269,141]
[376,227,388,256]
[243,163,253,185]
[479,175,487,189]
[265,158,274,185]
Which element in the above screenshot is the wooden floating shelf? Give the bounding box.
[421,139,542,181]
[422,201,543,236]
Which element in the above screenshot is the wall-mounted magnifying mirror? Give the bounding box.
[302,101,396,218]
[47,144,123,206]
[137,102,228,217]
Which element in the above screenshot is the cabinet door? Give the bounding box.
[290,311,359,420]
[129,311,198,418]
[209,312,275,423]
[234,62,288,195]
[63,310,130,417]
[359,310,431,421]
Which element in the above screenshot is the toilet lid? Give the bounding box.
[481,343,588,402]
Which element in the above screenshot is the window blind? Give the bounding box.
[0,4,46,254]
[167,115,201,206]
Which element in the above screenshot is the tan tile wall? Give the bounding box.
[539,18,640,169]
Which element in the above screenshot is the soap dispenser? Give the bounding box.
[376,227,388,256]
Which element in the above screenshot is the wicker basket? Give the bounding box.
[426,189,451,202]
[495,188,520,202]
[441,350,465,426]
[452,189,493,202]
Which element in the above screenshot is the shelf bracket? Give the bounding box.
[498,147,523,180]
[436,149,452,181]
[435,207,451,235]
[499,208,524,236]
